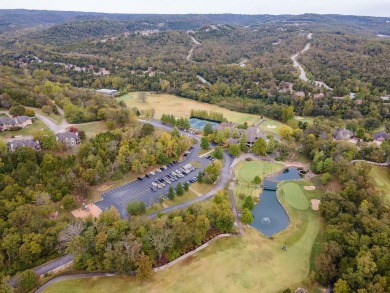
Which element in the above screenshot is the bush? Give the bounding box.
[126,201,146,216]
[20,270,39,292]
[253,175,261,184]
[25,109,35,117]
[61,195,76,210]
[9,105,26,116]
[241,208,254,224]
[243,196,255,210]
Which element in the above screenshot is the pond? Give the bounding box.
[250,167,303,237]
[189,118,219,130]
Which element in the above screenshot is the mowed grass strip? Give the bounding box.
[237,160,284,183]
[281,182,309,211]
[370,165,390,204]
[118,92,262,125]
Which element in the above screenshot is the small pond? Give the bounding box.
[189,118,219,130]
[250,167,303,237]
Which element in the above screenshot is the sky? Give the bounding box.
[1,0,390,17]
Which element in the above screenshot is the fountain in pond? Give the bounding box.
[261,217,271,224]
[250,167,303,237]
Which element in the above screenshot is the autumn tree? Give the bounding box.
[252,137,267,155]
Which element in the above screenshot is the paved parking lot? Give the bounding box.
[95,146,211,218]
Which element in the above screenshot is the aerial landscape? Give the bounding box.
[0,0,389,292]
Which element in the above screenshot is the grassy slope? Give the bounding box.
[370,165,390,204]
[118,92,262,125]
[74,121,107,139]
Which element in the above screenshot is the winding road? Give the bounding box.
[186,35,201,62]
[291,33,333,90]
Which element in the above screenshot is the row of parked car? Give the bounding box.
[150,163,197,192]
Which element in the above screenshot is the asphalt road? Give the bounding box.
[95,120,213,218]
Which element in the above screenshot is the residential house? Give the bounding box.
[0,115,32,131]
[245,126,268,147]
[373,131,388,142]
[334,128,354,140]
[7,139,41,152]
[56,131,81,147]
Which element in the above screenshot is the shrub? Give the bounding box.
[61,195,76,210]
[126,201,146,216]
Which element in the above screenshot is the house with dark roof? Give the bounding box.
[7,139,41,152]
[246,126,268,146]
[373,131,388,142]
[0,116,32,131]
[334,128,354,140]
[55,131,81,147]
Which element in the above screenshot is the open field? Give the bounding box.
[118,92,262,125]
[370,165,390,204]
[0,118,48,140]
[281,182,309,210]
[72,121,107,139]
[236,160,284,183]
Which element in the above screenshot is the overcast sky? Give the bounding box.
[1,0,390,17]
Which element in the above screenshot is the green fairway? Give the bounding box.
[118,92,263,125]
[370,165,390,204]
[236,160,284,183]
[44,211,321,293]
[280,182,309,210]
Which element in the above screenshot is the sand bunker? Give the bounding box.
[304,185,316,190]
[311,199,320,210]
[295,116,305,120]
[266,125,277,129]
[71,203,102,220]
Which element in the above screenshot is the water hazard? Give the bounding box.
[250,167,303,237]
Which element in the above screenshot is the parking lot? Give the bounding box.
[95,145,212,218]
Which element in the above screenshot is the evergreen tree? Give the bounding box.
[176,182,184,196]
[241,208,254,224]
[183,181,189,191]
[200,137,210,150]
[168,186,175,200]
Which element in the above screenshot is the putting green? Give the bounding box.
[237,161,283,183]
[281,182,309,210]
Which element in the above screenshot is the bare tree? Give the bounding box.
[138,92,147,103]
[57,221,85,250]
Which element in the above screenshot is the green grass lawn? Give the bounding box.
[370,165,390,204]
[0,118,48,140]
[118,92,262,125]
[44,198,322,293]
[236,160,284,183]
[74,121,107,139]
[280,182,309,211]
